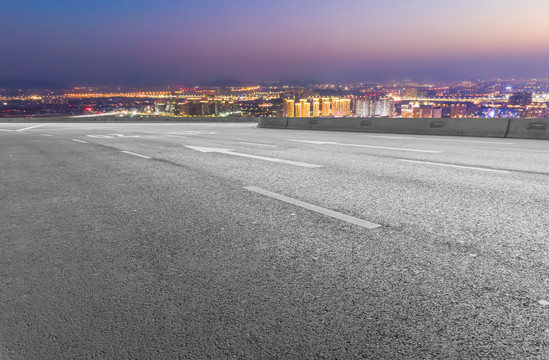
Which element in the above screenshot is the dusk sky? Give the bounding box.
[2,0,549,85]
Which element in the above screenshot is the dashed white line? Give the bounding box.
[16,124,49,131]
[245,186,381,229]
[41,134,53,137]
[72,139,88,143]
[398,159,510,173]
[238,142,277,147]
[121,150,152,159]
[186,146,322,168]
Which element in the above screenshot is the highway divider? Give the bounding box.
[284,117,511,137]
[257,117,288,129]
[506,119,549,140]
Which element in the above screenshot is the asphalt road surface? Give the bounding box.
[1,122,548,359]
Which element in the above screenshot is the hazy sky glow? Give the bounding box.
[2,0,549,85]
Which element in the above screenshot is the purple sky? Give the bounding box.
[2,0,549,85]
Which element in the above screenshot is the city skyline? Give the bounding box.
[2,0,549,85]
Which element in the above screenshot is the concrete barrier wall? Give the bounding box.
[286,117,511,137]
[506,119,549,140]
[0,116,259,123]
[257,117,288,129]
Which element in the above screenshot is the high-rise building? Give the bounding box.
[375,97,395,117]
[355,97,377,117]
[332,99,342,117]
[294,103,302,117]
[283,99,294,117]
[322,98,331,116]
[312,99,320,117]
[332,98,351,117]
[300,99,310,117]
[342,99,351,116]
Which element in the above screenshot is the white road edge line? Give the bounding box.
[245,186,382,229]
[238,142,277,147]
[121,150,152,159]
[16,124,49,131]
[398,159,510,174]
[371,135,515,145]
[290,140,440,154]
[72,139,88,143]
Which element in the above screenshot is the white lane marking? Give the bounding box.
[185,146,322,168]
[0,129,15,132]
[411,137,514,145]
[291,140,440,154]
[398,159,510,174]
[238,142,277,147]
[371,135,514,145]
[40,134,53,136]
[245,186,381,229]
[167,131,217,135]
[472,146,549,153]
[121,151,152,159]
[87,135,113,139]
[109,133,140,138]
[86,134,140,139]
[72,139,88,143]
[16,124,49,131]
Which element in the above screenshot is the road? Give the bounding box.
[1,122,548,359]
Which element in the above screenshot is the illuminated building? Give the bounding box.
[294,103,302,117]
[405,88,418,99]
[477,107,496,118]
[283,99,294,117]
[450,104,467,118]
[356,96,394,117]
[332,98,351,117]
[343,99,351,116]
[400,104,415,118]
[508,92,533,106]
[413,106,442,118]
[177,102,189,116]
[497,108,521,118]
[355,97,376,117]
[332,99,342,116]
[300,99,310,117]
[522,105,548,118]
[322,98,331,116]
[312,99,320,117]
[375,97,395,117]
